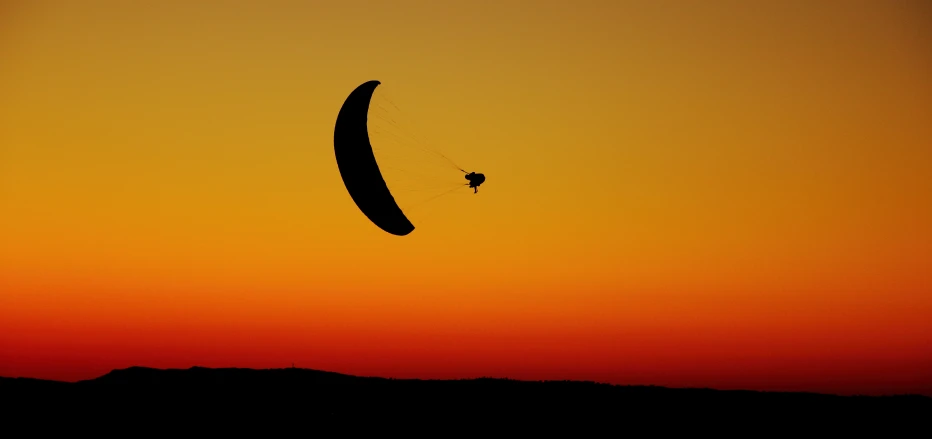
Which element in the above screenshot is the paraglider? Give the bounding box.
[333,80,484,236]
[333,80,414,236]
[465,172,485,193]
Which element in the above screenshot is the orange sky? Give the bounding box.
[2,0,931,396]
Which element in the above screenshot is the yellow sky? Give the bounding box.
[1,0,931,389]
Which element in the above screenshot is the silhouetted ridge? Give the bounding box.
[3,366,929,427]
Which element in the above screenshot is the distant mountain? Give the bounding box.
[3,366,929,428]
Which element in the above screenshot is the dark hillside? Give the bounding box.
[3,366,928,429]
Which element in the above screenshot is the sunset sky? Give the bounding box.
[2,0,931,396]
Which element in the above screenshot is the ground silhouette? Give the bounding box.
[3,366,929,429]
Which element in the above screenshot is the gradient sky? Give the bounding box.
[2,0,931,396]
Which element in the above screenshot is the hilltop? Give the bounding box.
[3,366,929,428]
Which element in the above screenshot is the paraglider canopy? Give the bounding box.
[333,80,415,236]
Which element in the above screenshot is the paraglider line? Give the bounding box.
[369,111,465,173]
[403,183,470,211]
[376,91,468,174]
